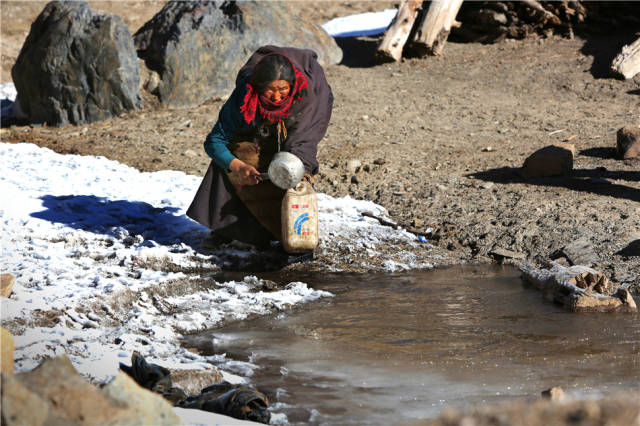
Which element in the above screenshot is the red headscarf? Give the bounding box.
[239,54,308,125]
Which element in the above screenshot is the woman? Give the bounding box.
[187,45,333,250]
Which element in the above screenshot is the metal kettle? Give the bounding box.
[263,151,305,189]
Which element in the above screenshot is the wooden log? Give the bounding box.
[611,37,640,80]
[521,0,562,25]
[376,0,422,62]
[520,262,637,313]
[569,1,587,23]
[410,0,464,57]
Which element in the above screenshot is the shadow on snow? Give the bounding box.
[31,194,206,247]
[30,194,298,273]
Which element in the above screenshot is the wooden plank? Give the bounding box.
[376,0,422,62]
[611,37,640,79]
[410,0,463,56]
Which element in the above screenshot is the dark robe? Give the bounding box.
[186,46,333,247]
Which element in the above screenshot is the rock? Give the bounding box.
[170,368,223,396]
[101,372,182,425]
[561,238,599,267]
[134,1,341,107]
[569,271,613,295]
[1,273,15,298]
[11,1,141,126]
[183,149,198,158]
[1,373,50,426]
[373,158,386,165]
[139,57,161,95]
[522,143,574,177]
[615,288,637,310]
[346,159,361,174]
[145,71,161,94]
[541,386,565,402]
[520,262,637,313]
[1,328,14,375]
[489,247,525,261]
[616,126,640,159]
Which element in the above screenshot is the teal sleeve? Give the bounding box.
[204,86,246,171]
[204,120,237,171]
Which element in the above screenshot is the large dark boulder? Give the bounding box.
[11,1,141,126]
[134,1,342,108]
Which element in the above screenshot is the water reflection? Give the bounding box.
[187,265,640,425]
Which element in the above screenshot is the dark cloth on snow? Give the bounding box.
[186,46,333,246]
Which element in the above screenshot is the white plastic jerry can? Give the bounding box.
[281,180,318,253]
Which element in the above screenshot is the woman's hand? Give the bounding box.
[229,158,261,186]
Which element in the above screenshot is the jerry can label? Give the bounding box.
[281,181,318,253]
[293,212,310,235]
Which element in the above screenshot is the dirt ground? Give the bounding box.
[1,1,639,294]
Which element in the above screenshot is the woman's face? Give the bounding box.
[260,80,291,103]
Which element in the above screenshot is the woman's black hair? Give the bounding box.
[251,54,295,92]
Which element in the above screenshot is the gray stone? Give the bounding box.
[134,1,342,107]
[11,1,141,126]
[616,126,640,159]
[561,238,599,267]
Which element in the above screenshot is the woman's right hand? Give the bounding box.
[229,158,261,186]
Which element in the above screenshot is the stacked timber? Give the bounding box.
[377,1,640,62]
[453,1,640,43]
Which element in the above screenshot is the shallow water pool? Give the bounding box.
[186,265,640,425]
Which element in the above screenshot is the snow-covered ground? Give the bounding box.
[322,9,397,38]
[1,141,432,385]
